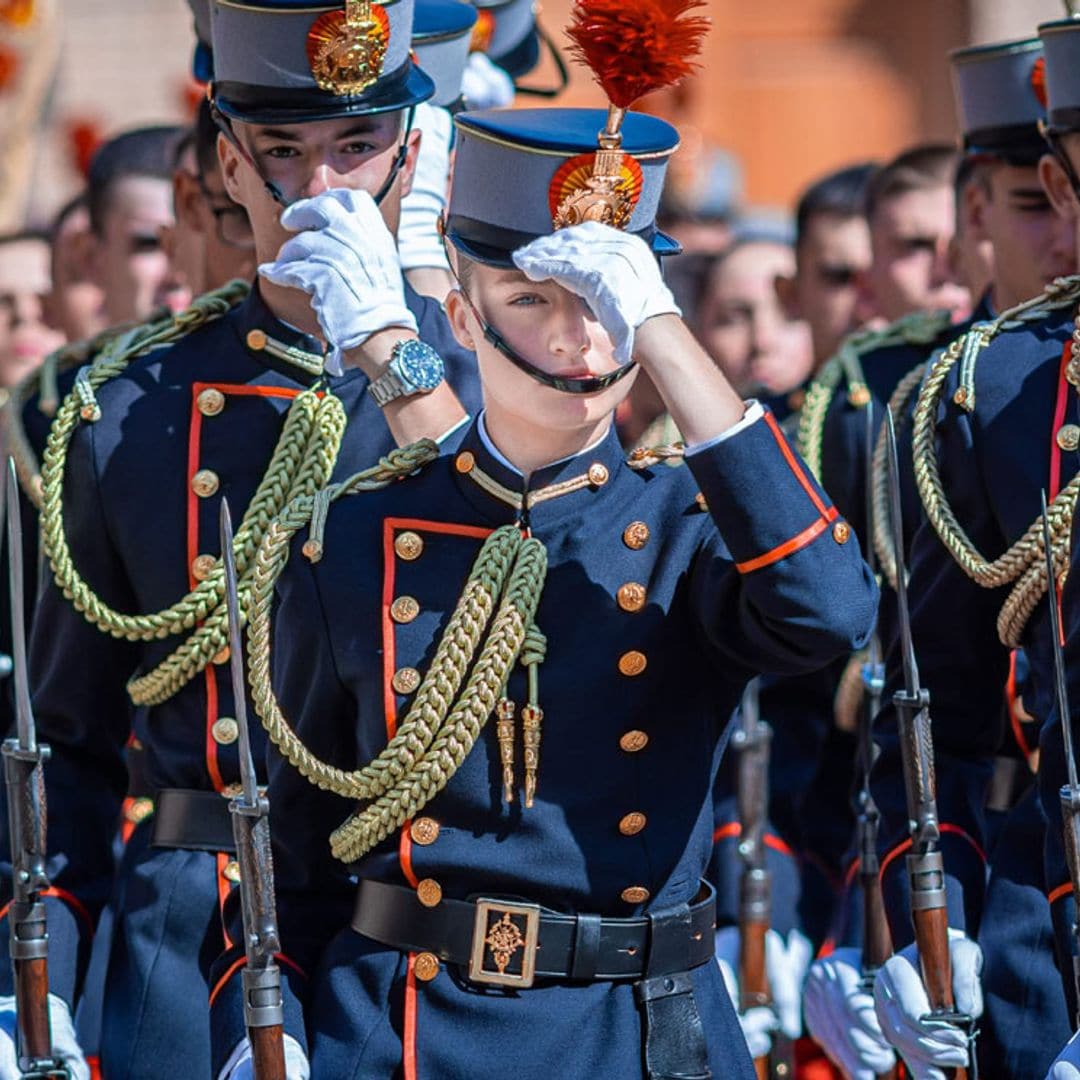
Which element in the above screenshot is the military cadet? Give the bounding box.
[801,24,1080,1080]
[0,0,483,1075]
[204,3,878,1074]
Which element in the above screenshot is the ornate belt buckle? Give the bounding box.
[469,899,541,988]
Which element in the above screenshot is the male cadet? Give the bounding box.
[0,1,481,1076]
[804,26,1080,1080]
[206,4,878,1072]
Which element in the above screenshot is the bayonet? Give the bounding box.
[220,500,286,1080]
[2,458,68,1078]
[885,410,971,1078]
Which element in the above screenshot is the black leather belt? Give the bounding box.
[351,878,715,989]
[149,788,237,854]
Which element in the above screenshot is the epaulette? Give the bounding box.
[243,440,551,864]
[796,309,955,480]
[910,274,1080,646]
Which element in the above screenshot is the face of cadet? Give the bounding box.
[49,203,106,342]
[91,175,192,324]
[219,112,420,269]
[962,162,1076,311]
[0,238,65,388]
[778,211,873,366]
[865,183,971,323]
[445,263,637,437]
[697,241,814,399]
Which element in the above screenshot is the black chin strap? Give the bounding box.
[209,99,415,210]
[512,25,570,100]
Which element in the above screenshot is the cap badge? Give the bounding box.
[470,9,495,54]
[307,0,389,95]
[550,148,643,230]
[1031,56,1048,110]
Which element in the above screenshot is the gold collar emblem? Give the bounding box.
[306,0,389,96]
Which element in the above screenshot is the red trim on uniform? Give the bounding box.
[86,1056,101,1080]
[1050,882,1073,905]
[1050,342,1071,503]
[0,886,94,938]
[205,667,225,794]
[816,938,836,960]
[403,952,419,1080]
[735,513,836,575]
[765,411,832,518]
[217,851,235,950]
[710,821,794,857]
[208,950,307,1008]
[878,824,986,884]
[1005,650,1033,760]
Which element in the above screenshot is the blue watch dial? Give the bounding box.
[393,339,444,391]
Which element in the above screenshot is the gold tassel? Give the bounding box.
[521,704,543,809]
[496,698,516,804]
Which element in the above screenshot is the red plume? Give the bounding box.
[565,0,710,111]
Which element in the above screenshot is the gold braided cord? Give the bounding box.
[796,310,955,481]
[871,362,927,589]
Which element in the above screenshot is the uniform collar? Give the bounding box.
[233,284,328,385]
[451,414,627,528]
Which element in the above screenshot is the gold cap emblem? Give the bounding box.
[307,1,389,96]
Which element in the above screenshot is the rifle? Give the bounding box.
[2,459,68,1078]
[858,409,897,1080]
[733,679,791,1080]
[220,500,286,1080]
[884,409,972,1079]
[1041,491,1080,1026]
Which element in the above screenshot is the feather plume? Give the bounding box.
[565,0,709,111]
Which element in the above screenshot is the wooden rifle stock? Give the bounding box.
[860,873,898,1080]
[250,1023,287,1080]
[15,955,52,1065]
[913,905,965,1080]
[739,914,770,1079]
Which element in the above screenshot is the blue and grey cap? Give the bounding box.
[210,0,434,125]
[188,0,213,82]
[1039,18,1080,135]
[412,0,478,108]
[446,107,679,267]
[950,37,1047,163]
[473,0,539,78]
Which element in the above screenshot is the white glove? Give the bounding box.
[874,930,982,1080]
[512,221,680,365]
[398,103,453,273]
[0,993,89,1080]
[461,52,515,110]
[1048,1029,1080,1079]
[219,1034,310,1080]
[805,948,897,1080]
[259,188,417,352]
[715,926,808,1058]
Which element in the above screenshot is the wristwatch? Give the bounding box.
[368,338,445,407]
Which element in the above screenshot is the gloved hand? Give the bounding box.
[804,948,897,1080]
[259,188,417,351]
[461,52,515,109]
[874,929,982,1080]
[398,102,453,273]
[513,222,680,365]
[1047,1029,1080,1079]
[715,926,809,1058]
[0,993,89,1080]
[219,1034,310,1080]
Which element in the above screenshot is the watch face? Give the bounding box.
[397,339,445,391]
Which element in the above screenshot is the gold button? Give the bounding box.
[392,667,421,695]
[395,531,424,561]
[302,539,323,563]
[617,583,647,613]
[1067,359,1080,389]
[246,329,267,351]
[588,463,609,486]
[848,386,871,408]
[192,469,220,498]
[455,451,475,474]
[619,730,649,753]
[417,878,443,908]
[196,388,225,417]
[390,596,420,624]
[695,492,708,512]
[410,817,440,845]
[618,651,647,677]
[619,812,647,836]
[832,521,851,545]
[212,717,239,745]
[223,861,241,884]
[621,886,650,904]
[953,387,969,407]
[1057,424,1080,452]
[191,553,216,582]
[220,782,243,799]
[125,797,154,824]
[623,521,650,550]
[414,952,440,982]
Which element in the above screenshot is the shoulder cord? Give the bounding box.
[911,277,1080,646]
[245,460,549,864]
[796,309,955,481]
